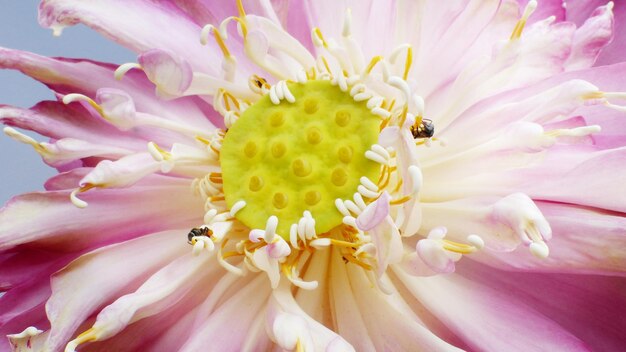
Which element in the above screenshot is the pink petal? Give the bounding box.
[0,102,146,152]
[0,48,222,129]
[0,177,204,251]
[566,0,626,66]
[346,265,462,351]
[395,269,591,352]
[565,3,615,70]
[38,0,216,74]
[180,275,272,351]
[267,281,355,352]
[89,252,219,341]
[43,230,188,351]
[328,252,376,351]
[470,201,626,276]
[515,147,626,213]
[457,261,626,352]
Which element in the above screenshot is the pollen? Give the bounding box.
[220,80,380,238]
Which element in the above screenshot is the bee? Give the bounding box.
[187,227,213,244]
[410,118,434,139]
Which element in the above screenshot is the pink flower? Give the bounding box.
[2,0,626,351]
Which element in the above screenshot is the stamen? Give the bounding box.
[200,25,231,58]
[364,56,383,75]
[229,200,247,216]
[342,216,358,228]
[312,27,328,48]
[389,195,411,205]
[218,246,244,275]
[344,199,362,215]
[389,44,413,81]
[65,328,97,352]
[62,93,104,116]
[147,142,172,162]
[289,224,300,249]
[335,198,351,217]
[365,150,389,165]
[408,165,423,194]
[236,0,246,18]
[69,184,95,209]
[264,215,279,243]
[114,63,142,81]
[218,16,249,38]
[3,127,45,154]
[353,192,367,210]
[357,185,379,199]
[360,177,378,197]
[510,0,537,40]
[442,239,478,254]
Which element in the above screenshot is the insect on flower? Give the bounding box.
[1,0,626,351]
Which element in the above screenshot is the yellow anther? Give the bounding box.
[222,250,244,259]
[148,141,172,160]
[212,27,232,58]
[403,46,413,81]
[313,27,328,48]
[306,67,317,80]
[342,253,373,270]
[236,0,246,18]
[67,328,98,351]
[365,56,384,75]
[222,90,241,110]
[330,238,359,248]
[510,0,537,40]
[250,75,271,92]
[195,136,212,145]
[223,16,248,38]
[296,339,304,352]
[320,56,332,75]
[582,91,605,100]
[389,195,411,205]
[442,239,477,254]
[62,93,104,117]
[386,98,396,112]
[398,105,409,128]
[209,174,223,184]
[379,117,391,131]
[393,177,403,193]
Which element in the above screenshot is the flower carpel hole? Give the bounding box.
[221,80,380,238]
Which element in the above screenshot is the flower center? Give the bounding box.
[220,80,380,238]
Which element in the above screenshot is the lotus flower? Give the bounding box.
[2,0,626,351]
